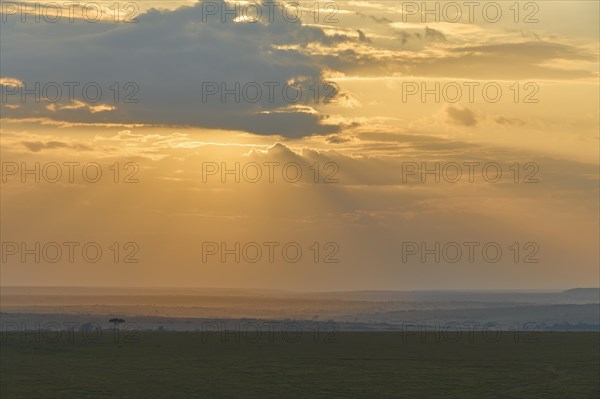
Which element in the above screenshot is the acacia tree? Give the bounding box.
[109,318,126,328]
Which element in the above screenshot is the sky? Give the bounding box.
[0,0,598,290]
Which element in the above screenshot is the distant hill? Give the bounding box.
[560,288,600,301]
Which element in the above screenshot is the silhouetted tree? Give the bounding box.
[109,318,126,328]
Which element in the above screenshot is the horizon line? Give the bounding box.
[1,286,598,294]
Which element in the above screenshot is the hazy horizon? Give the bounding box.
[2,285,599,292]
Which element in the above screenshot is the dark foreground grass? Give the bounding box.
[1,331,598,398]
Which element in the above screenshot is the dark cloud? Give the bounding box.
[453,42,593,61]
[446,106,477,127]
[326,134,354,144]
[21,141,92,152]
[396,31,420,45]
[355,12,392,24]
[0,0,362,137]
[316,38,596,80]
[495,116,526,126]
[424,26,446,42]
[357,29,371,43]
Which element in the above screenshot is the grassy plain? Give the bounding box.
[1,331,598,398]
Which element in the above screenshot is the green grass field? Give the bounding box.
[1,331,598,398]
